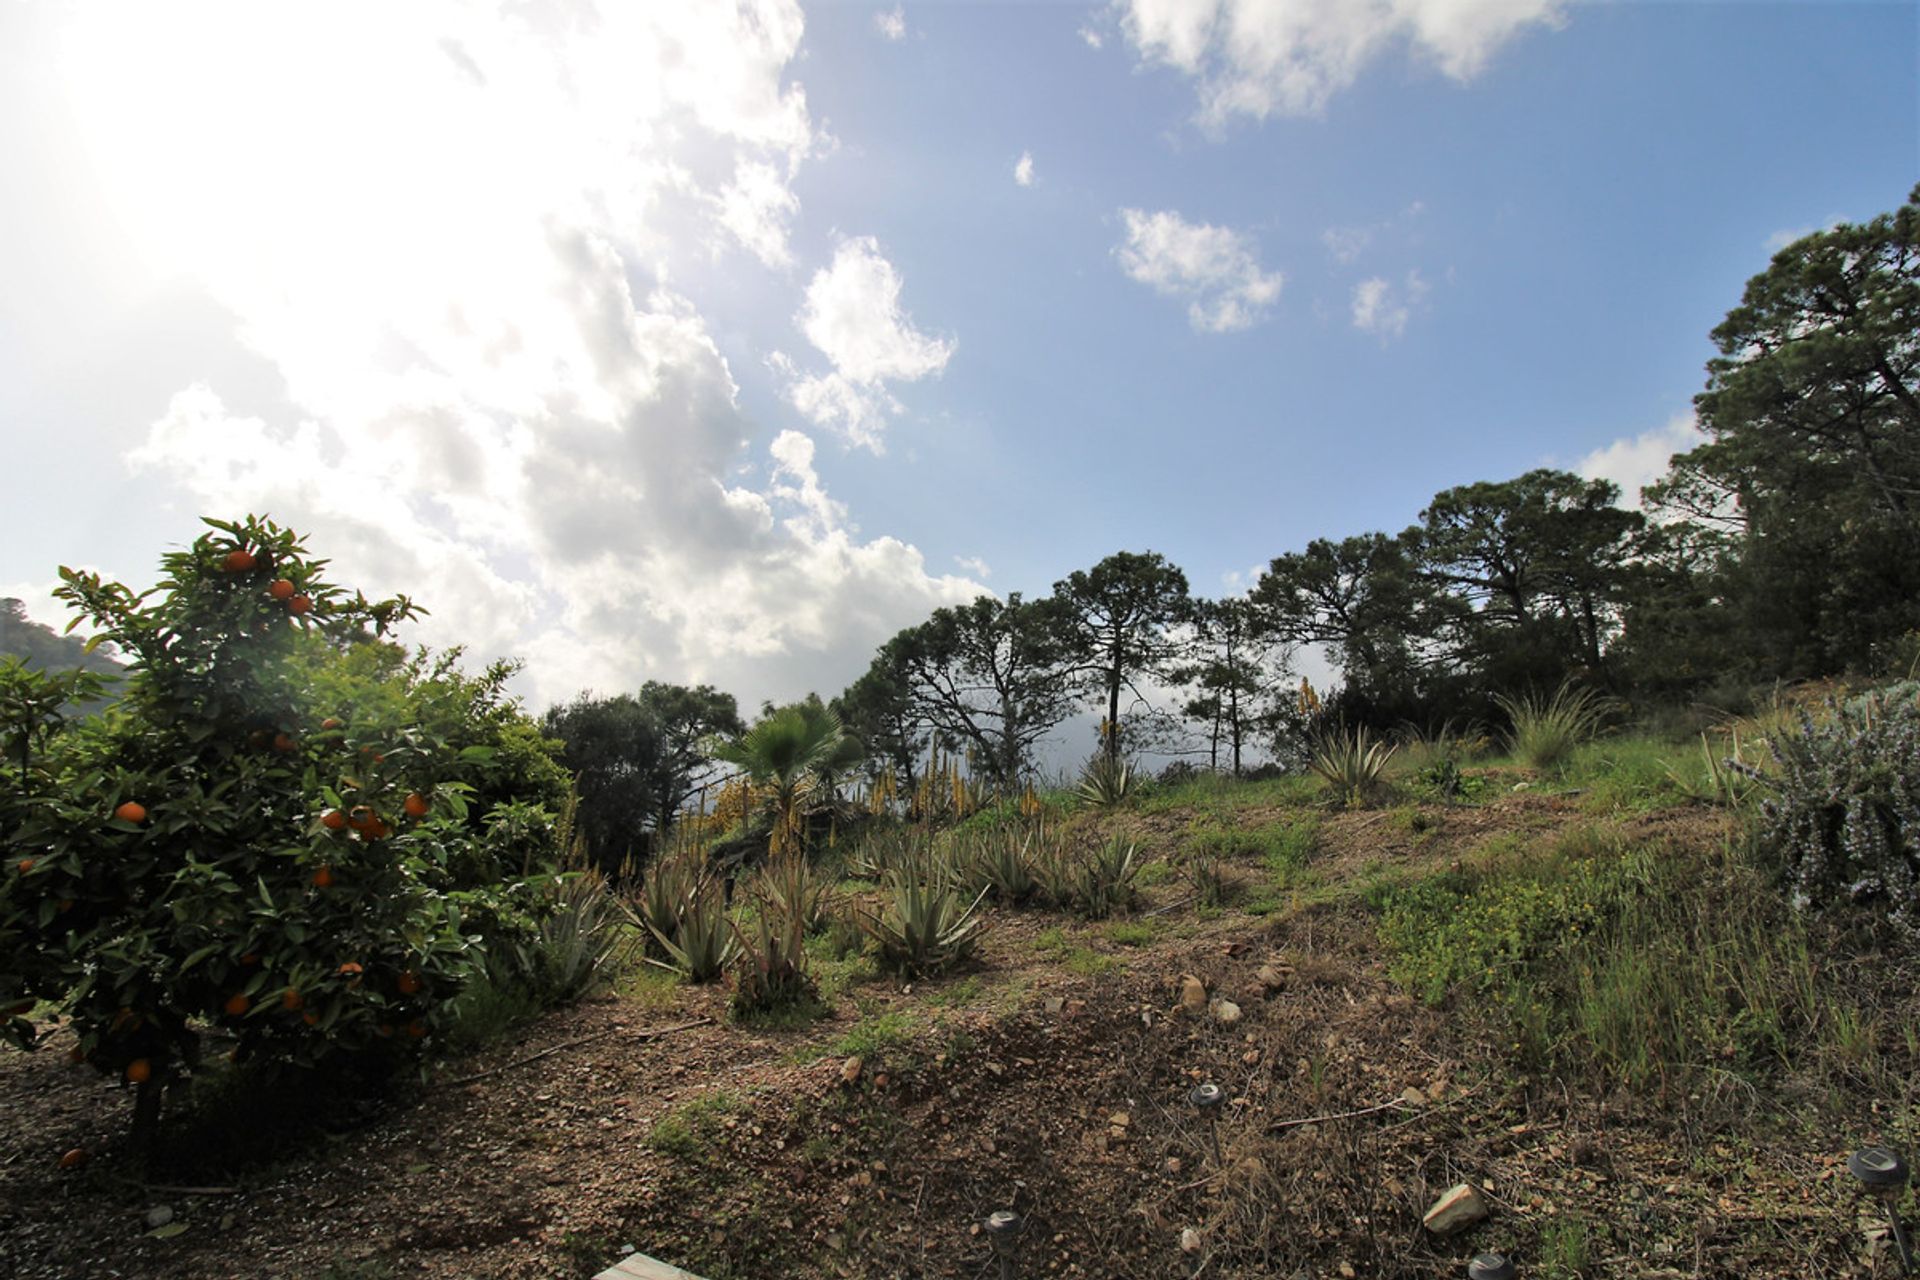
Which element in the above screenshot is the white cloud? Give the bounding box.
[1080,25,1105,49]
[718,159,801,267]
[781,237,956,450]
[1014,150,1036,187]
[1350,269,1427,340]
[58,1,980,711]
[1115,207,1283,333]
[1322,225,1371,263]
[954,554,992,579]
[1576,411,1703,511]
[1119,0,1566,125]
[875,6,906,40]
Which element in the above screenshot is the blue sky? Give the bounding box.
[0,0,1914,724]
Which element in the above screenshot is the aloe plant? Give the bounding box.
[960,827,1040,905]
[647,877,738,982]
[729,875,817,1015]
[858,857,988,977]
[1072,837,1141,920]
[634,843,703,956]
[1310,725,1397,807]
[759,850,834,935]
[1075,753,1135,808]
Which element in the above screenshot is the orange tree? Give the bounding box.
[0,516,557,1152]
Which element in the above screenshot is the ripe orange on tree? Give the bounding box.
[221,548,257,572]
[403,792,430,819]
[223,993,250,1017]
[320,808,347,831]
[272,732,297,753]
[396,970,423,995]
[267,578,296,600]
[15,858,33,874]
[124,1058,152,1085]
[406,1020,426,1039]
[58,1148,87,1170]
[113,801,148,824]
[336,961,364,977]
[321,717,343,730]
[288,594,313,615]
[301,1011,319,1027]
[311,865,334,889]
[281,987,303,1012]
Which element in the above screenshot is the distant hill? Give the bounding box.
[0,597,124,681]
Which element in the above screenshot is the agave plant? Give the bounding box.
[647,876,739,982]
[1310,725,1398,808]
[858,856,988,977]
[1494,682,1615,771]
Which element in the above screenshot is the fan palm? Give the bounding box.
[714,702,864,857]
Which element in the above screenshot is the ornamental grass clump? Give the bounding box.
[1752,691,1920,935]
[1494,682,1614,771]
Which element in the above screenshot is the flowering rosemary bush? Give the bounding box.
[1753,690,1920,933]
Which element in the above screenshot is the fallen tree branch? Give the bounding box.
[1144,895,1197,919]
[1265,1096,1408,1132]
[443,1016,712,1088]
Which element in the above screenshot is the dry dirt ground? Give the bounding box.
[0,793,1904,1279]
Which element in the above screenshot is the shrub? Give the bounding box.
[1494,682,1613,771]
[0,516,550,1151]
[1754,693,1920,934]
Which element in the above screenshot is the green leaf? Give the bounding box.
[147,1222,189,1240]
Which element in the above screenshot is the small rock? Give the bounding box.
[1422,1183,1489,1235]
[1164,1156,1182,1175]
[1399,1086,1428,1107]
[145,1205,174,1230]
[841,1056,863,1085]
[1109,1111,1131,1128]
[1255,964,1285,993]
[1179,975,1207,1013]
[1180,1227,1202,1253]
[1043,996,1065,1014]
[1211,999,1242,1026]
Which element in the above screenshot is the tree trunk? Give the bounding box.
[129,1076,164,1169]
